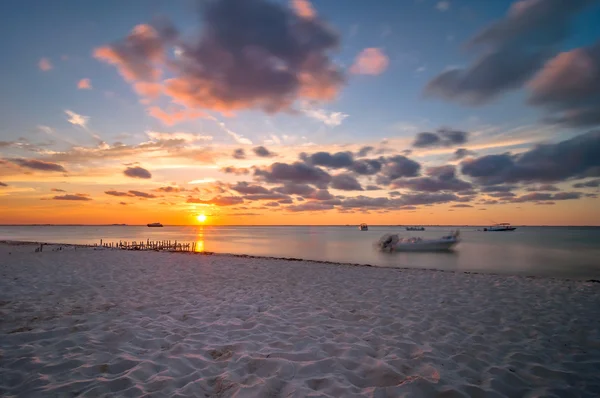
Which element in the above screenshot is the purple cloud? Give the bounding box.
[124,166,152,179]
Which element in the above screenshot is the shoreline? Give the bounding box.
[2,240,599,283]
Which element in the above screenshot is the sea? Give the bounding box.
[1,225,599,279]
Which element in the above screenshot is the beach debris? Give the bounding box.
[96,239,196,252]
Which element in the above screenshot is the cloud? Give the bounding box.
[351,159,382,176]
[221,166,250,175]
[120,202,128,205]
[93,23,172,82]
[461,130,600,185]
[286,202,335,212]
[525,184,560,192]
[105,190,131,197]
[480,185,516,193]
[255,161,332,188]
[147,106,205,126]
[233,148,246,159]
[128,190,157,198]
[436,1,450,12]
[51,188,66,192]
[453,148,476,160]
[378,155,421,183]
[8,158,66,172]
[528,40,600,127]
[38,58,52,71]
[231,181,271,195]
[291,0,316,19]
[52,193,91,201]
[65,110,89,128]
[330,173,363,191]
[253,146,276,158]
[391,165,472,192]
[413,128,468,148]
[134,82,163,99]
[302,106,348,127]
[187,195,243,206]
[452,204,473,208]
[573,179,600,188]
[350,48,389,75]
[0,182,7,187]
[78,78,92,89]
[123,166,152,179]
[511,192,582,203]
[425,0,592,105]
[303,151,354,169]
[273,183,316,196]
[146,130,212,143]
[357,146,374,157]
[96,0,344,115]
[154,186,185,193]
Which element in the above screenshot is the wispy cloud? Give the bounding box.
[38,58,52,71]
[65,110,89,129]
[77,78,92,89]
[436,1,450,12]
[350,48,389,75]
[302,105,348,127]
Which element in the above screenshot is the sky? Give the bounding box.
[1,0,599,226]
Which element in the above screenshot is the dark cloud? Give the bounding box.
[231,181,271,194]
[242,193,291,201]
[337,192,458,210]
[454,148,476,160]
[309,189,335,201]
[187,195,243,206]
[128,190,157,198]
[413,129,468,148]
[8,158,66,173]
[119,202,128,205]
[265,201,280,207]
[273,183,316,196]
[52,194,92,201]
[461,131,600,185]
[97,0,345,115]
[488,192,516,198]
[378,155,421,184]
[124,166,152,179]
[573,179,600,188]
[51,188,66,192]
[286,202,335,212]
[511,191,582,203]
[253,146,275,157]
[425,0,593,105]
[105,190,130,197]
[255,161,331,188]
[278,198,294,204]
[0,182,8,187]
[303,151,354,169]
[480,185,516,193]
[350,159,382,175]
[154,186,185,193]
[529,40,600,127]
[525,184,560,192]
[330,173,363,191]
[365,185,382,191]
[452,204,473,208]
[221,166,250,175]
[357,146,374,157]
[233,148,246,159]
[391,165,472,192]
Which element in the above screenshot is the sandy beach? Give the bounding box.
[1,242,599,397]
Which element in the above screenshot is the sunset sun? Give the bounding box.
[196,214,207,223]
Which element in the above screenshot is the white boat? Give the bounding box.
[377,231,460,252]
[484,223,516,232]
[147,222,163,227]
[359,223,368,231]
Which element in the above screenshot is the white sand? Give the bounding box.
[1,242,600,397]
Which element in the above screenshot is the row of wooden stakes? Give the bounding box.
[98,239,200,252]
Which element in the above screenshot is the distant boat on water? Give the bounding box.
[483,223,516,232]
[147,222,163,228]
[359,223,368,231]
[406,226,425,231]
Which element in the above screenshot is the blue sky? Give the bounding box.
[1,0,599,225]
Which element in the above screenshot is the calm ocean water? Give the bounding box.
[1,225,599,279]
